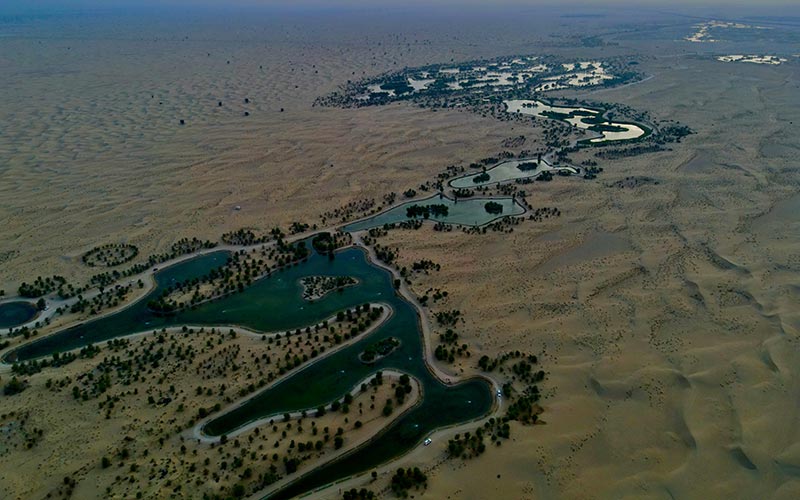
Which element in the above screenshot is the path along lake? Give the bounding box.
[5,244,492,499]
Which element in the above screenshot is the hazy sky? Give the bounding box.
[5,0,800,8]
[2,0,798,20]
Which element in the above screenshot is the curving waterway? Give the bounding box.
[5,243,493,499]
[344,194,524,232]
[505,99,649,144]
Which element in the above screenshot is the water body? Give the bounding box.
[0,301,37,329]
[448,158,574,188]
[5,251,231,362]
[504,99,648,143]
[5,244,492,499]
[344,195,525,232]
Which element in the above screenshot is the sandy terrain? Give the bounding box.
[0,312,418,499]
[344,54,800,499]
[2,6,800,500]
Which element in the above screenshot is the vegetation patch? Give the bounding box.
[148,240,310,315]
[473,172,490,183]
[359,337,400,364]
[484,201,504,215]
[390,466,428,498]
[447,351,545,462]
[588,123,628,133]
[405,204,449,219]
[301,275,358,301]
[311,231,351,257]
[82,244,139,268]
[516,161,540,171]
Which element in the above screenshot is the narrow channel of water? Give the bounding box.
[344,194,524,232]
[5,244,493,499]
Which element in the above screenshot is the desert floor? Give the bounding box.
[1,6,800,500]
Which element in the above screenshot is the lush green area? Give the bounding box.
[82,243,139,268]
[380,79,414,95]
[6,244,491,500]
[588,123,628,133]
[312,232,344,255]
[516,161,539,171]
[473,172,490,183]
[484,202,504,215]
[541,110,574,121]
[390,467,427,497]
[360,337,400,363]
[406,204,449,219]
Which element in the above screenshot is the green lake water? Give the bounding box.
[0,301,37,329]
[343,195,524,232]
[5,245,493,499]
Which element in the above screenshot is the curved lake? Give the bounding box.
[5,244,493,499]
[344,195,525,232]
[448,158,576,188]
[505,99,648,144]
[0,301,38,329]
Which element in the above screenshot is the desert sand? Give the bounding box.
[1,5,800,500]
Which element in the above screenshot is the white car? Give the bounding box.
[423,438,432,446]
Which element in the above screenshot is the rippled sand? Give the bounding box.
[2,7,800,500]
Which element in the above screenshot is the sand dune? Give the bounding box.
[1,7,800,500]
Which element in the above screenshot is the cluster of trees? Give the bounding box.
[405,204,449,219]
[448,417,511,460]
[596,144,664,160]
[434,328,470,363]
[473,172,490,183]
[18,275,67,298]
[393,374,413,406]
[420,288,448,305]
[380,78,414,95]
[311,231,351,257]
[0,410,42,449]
[321,198,377,225]
[289,222,310,234]
[69,283,134,316]
[12,343,100,376]
[373,244,398,266]
[3,376,27,395]
[221,229,271,246]
[89,237,217,291]
[444,351,547,466]
[342,488,376,500]
[301,275,357,301]
[484,201,504,215]
[390,467,427,497]
[149,241,310,314]
[583,166,603,180]
[658,123,693,143]
[526,207,560,222]
[360,337,400,363]
[82,243,139,268]
[410,259,440,273]
[433,309,461,326]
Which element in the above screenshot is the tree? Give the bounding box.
[4,377,26,396]
[232,484,246,497]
